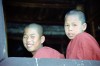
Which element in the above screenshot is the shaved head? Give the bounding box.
[65,10,86,24]
[24,23,43,37]
[23,23,45,53]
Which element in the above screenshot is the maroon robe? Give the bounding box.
[66,32,100,60]
[33,46,65,59]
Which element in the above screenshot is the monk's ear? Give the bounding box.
[82,23,87,31]
[41,36,45,44]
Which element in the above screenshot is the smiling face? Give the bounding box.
[23,27,45,53]
[64,15,86,39]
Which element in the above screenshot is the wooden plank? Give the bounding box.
[0,0,8,62]
[0,57,100,66]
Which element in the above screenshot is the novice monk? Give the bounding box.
[23,23,64,58]
[64,10,100,60]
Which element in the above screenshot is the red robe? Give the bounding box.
[33,46,65,59]
[66,32,100,60]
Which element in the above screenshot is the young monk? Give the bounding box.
[23,23,64,58]
[64,10,100,60]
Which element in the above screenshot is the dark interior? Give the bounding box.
[2,0,100,57]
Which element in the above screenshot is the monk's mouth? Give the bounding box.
[26,44,33,47]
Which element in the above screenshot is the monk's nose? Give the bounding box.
[68,26,73,31]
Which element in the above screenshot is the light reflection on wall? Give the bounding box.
[7,23,65,35]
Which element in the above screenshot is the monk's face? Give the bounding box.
[64,15,86,39]
[23,28,44,52]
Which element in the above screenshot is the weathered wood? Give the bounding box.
[0,0,8,62]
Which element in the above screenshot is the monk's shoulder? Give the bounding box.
[38,46,58,53]
[75,32,93,40]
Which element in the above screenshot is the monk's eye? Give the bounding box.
[31,35,35,38]
[73,24,77,26]
[65,24,69,27]
[23,35,27,39]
